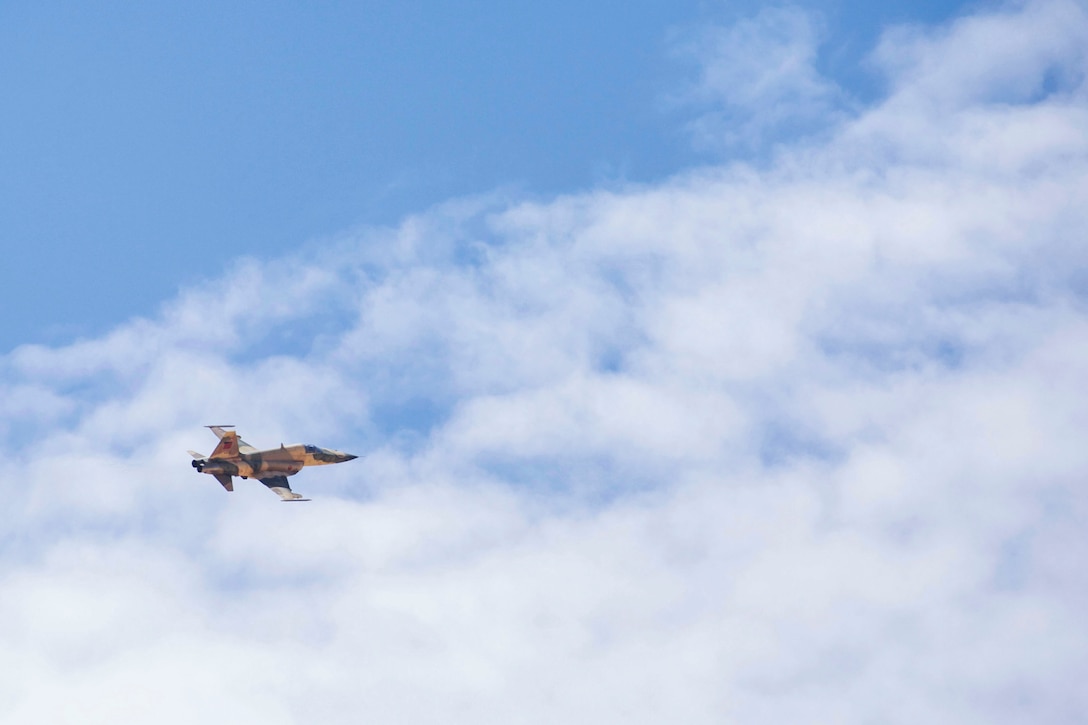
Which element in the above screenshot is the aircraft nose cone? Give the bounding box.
[342,453,358,462]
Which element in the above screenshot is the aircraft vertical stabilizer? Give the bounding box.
[210,431,241,459]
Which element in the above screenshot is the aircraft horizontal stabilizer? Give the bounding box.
[187,450,205,460]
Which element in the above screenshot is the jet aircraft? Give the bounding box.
[188,425,357,501]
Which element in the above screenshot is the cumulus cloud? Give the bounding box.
[2,1,1088,722]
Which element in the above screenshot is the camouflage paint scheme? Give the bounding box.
[188,426,357,501]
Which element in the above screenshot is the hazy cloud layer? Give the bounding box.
[2,1,1088,722]
[670,6,847,149]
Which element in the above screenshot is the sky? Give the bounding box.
[2,0,1088,723]
[1,0,966,351]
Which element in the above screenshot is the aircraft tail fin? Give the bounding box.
[210,430,241,459]
[206,425,258,454]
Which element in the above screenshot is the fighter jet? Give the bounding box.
[188,425,357,501]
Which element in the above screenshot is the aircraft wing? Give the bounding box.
[259,475,310,502]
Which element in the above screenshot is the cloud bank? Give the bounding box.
[2,1,1088,722]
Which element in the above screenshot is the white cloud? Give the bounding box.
[669,6,847,150]
[2,1,1088,722]
[872,0,1088,107]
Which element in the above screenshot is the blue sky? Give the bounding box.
[1,0,970,351]
[3,2,1088,722]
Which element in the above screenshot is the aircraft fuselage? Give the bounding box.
[192,443,355,478]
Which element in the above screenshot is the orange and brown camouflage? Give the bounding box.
[188,426,357,501]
